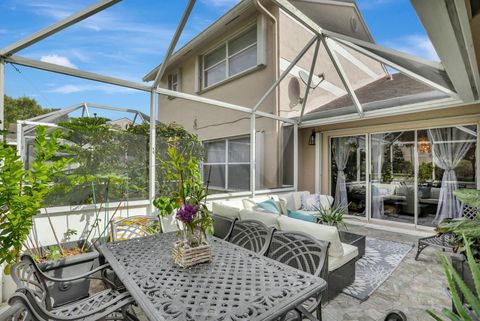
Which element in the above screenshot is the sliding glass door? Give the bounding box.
[416,126,477,227]
[330,135,367,217]
[330,124,477,227]
[370,131,416,224]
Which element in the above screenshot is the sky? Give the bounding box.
[0,0,438,120]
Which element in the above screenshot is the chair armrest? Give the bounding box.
[10,287,134,321]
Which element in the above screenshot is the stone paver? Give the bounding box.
[323,224,450,321]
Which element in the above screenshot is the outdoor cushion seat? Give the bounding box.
[212,202,241,219]
[239,209,279,228]
[277,215,344,257]
[328,243,358,272]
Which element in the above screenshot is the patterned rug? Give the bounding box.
[342,237,413,301]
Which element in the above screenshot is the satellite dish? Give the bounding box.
[288,77,301,108]
[298,71,325,90]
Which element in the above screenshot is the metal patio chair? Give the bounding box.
[110,215,162,242]
[265,230,330,321]
[415,205,478,260]
[227,219,274,255]
[0,302,35,321]
[9,254,138,321]
[212,214,236,240]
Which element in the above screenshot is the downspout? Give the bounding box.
[254,0,283,187]
[254,0,279,116]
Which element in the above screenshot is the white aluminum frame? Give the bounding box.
[0,0,474,213]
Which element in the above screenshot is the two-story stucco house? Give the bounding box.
[144,0,480,231]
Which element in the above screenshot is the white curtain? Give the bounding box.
[428,127,473,224]
[333,137,350,212]
[371,134,386,218]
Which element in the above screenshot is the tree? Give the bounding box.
[3,95,57,130]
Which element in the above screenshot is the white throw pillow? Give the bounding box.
[301,194,321,211]
[277,215,344,257]
[212,202,240,219]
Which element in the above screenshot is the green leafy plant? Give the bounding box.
[428,236,480,320]
[153,135,213,245]
[436,189,480,261]
[0,126,68,272]
[315,203,349,230]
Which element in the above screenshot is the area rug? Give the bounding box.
[342,237,414,301]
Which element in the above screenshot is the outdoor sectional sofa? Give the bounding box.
[212,191,358,300]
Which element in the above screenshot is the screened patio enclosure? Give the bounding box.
[0,0,479,220]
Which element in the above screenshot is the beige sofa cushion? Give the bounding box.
[328,243,358,272]
[239,209,279,228]
[212,202,240,219]
[277,215,344,257]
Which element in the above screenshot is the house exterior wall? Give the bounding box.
[156,8,287,190]
[297,103,480,194]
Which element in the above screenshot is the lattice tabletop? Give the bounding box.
[99,233,326,321]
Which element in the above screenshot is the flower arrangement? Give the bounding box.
[153,135,213,266]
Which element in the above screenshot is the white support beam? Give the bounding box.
[271,0,322,36]
[411,0,480,101]
[253,36,317,112]
[0,59,4,131]
[250,114,256,197]
[299,38,320,123]
[293,123,299,191]
[153,0,196,89]
[148,91,156,215]
[6,55,297,125]
[154,87,296,124]
[314,132,322,194]
[5,55,151,92]
[322,36,364,117]
[327,33,457,98]
[0,0,121,56]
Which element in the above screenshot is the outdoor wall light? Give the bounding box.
[308,130,316,146]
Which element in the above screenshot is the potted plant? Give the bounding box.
[0,126,68,301]
[427,236,480,320]
[0,126,122,305]
[315,203,349,230]
[154,136,213,268]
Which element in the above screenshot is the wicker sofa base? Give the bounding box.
[326,257,356,301]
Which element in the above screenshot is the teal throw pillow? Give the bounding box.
[256,199,280,214]
[287,209,317,222]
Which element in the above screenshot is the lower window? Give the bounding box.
[203,136,250,193]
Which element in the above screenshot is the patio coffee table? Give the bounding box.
[99,232,327,321]
[339,231,366,259]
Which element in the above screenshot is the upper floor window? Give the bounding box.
[168,70,180,91]
[202,26,258,89]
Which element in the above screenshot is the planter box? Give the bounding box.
[37,240,99,308]
[451,253,479,312]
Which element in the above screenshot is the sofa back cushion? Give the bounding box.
[239,209,279,228]
[212,202,240,219]
[277,215,344,257]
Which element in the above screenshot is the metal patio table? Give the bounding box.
[99,232,327,321]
